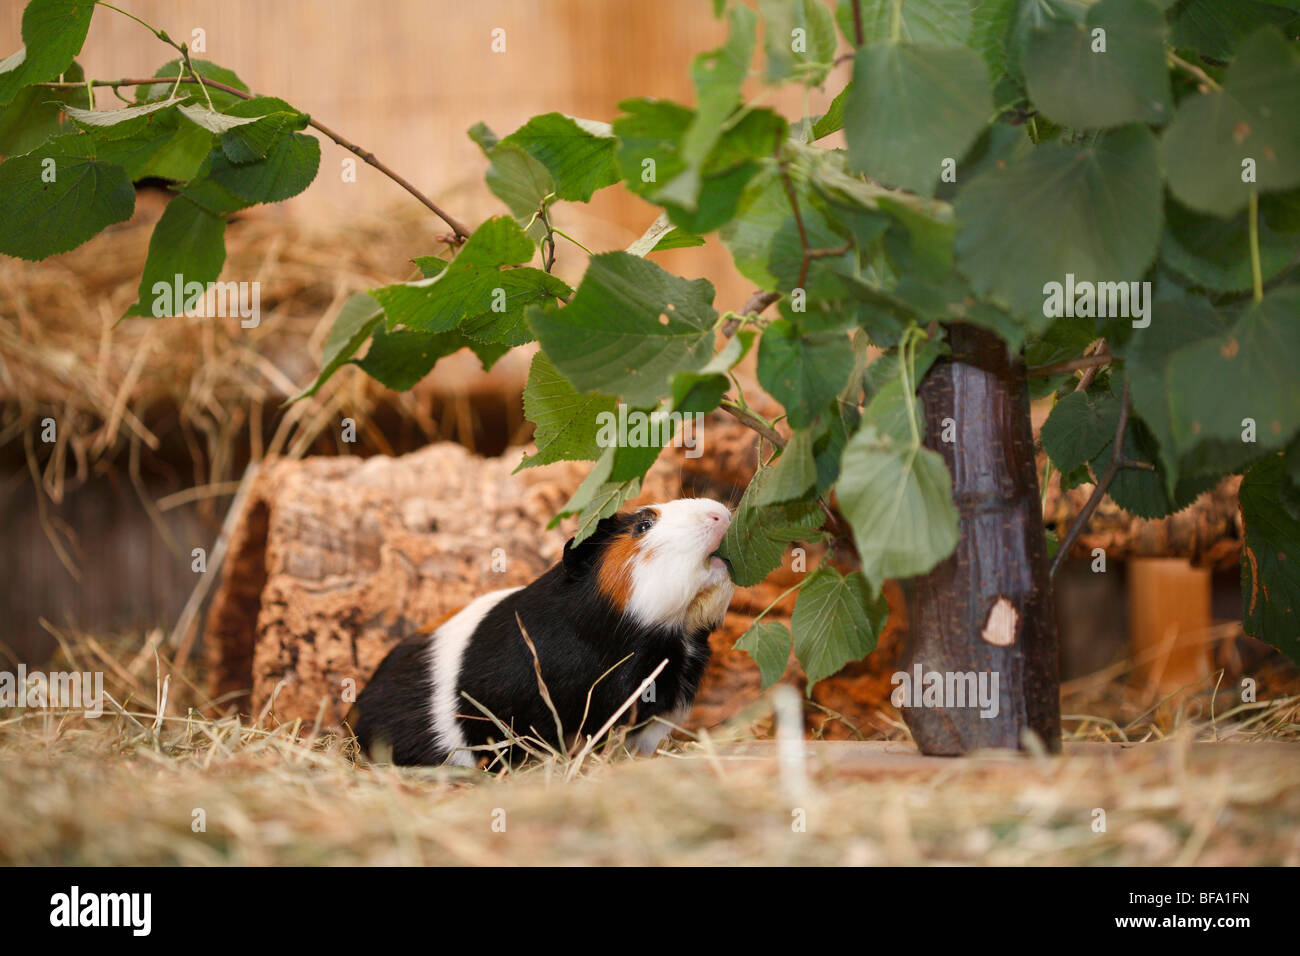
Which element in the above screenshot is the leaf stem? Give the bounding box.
[94,1,169,44]
[551,227,593,256]
[1167,50,1221,91]
[749,581,803,628]
[899,326,922,449]
[178,43,216,112]
[1249,189,1263,303]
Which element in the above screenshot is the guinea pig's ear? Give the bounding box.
[561,515,626,579]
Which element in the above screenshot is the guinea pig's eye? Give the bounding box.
[633,513,655,535]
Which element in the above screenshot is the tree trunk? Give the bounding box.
[902,323,1061,754]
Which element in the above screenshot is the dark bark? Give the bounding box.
[901,323,1061,754]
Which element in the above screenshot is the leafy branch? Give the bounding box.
[34,73,470,241]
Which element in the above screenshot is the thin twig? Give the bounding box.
[1027,350,1112,379]
[719,398,786,450]
[1073,338,1107,393]
[38,77,470,241]
[721,289,780,338]
[1050,381,1131,580]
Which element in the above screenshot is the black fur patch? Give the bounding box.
[356,513,714,768]
[352,635,444,766]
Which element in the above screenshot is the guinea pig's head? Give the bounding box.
[562,498,735,632]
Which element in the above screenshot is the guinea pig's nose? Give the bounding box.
[703,505,731,532]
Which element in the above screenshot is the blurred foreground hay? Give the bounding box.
[1,625,1296,866]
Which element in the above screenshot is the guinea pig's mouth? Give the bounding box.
[706,551,732,575]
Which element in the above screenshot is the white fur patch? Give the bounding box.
[625,498,735,631]
[429,586,522,767]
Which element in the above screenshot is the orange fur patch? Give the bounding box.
[419,605,466,636]
[597,508,658,611]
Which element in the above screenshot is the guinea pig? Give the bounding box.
[351,498,734,768]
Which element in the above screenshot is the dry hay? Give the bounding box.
[0,197,519,510]
[0,623,1295,866]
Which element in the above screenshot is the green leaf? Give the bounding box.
[757,320,856,428]
[838,424,959,590]
[669,327,754,413]
[124,196,227,317]
[552,447,644,545]
[0,0,95,107]
[63,95,183,132]
[0,133,133,260]
[450,213,535,268]
[1123,293,1228,484]
[178,173,252,215]
[719,165,796,292]
[1161,28,1300,218]
[791,564,887,691]
[815,397,859,494]
[613,96,778,234]
[374,217,568,342]
[500,112,618,203]
[836,0,971,46]
[809,82,851,140]
[470,122,555,225]
[625,212,675,257]
[176,102,262,134]
[845,41,991,197]
[1093,417,1219,520]
[1023,0,1172,130]
[356,322,475,391]
[717,467,824,586]
[211,97,306,164]
[680,4,756,174]
[0,59,88,156]
[734,620,793,689]
[1164,285,1300,466]
[652,227,706,251]
[1161,196,1300,293]
[753,428,818,507]
[94,109,212,182]
[968,0,1018,79]
[1171,0,1300,62]
[955,124,1162,318]
[1240,453,1300,660]
[530,251,717,407]
[204,129,320,204]
[1005,0,1090,83]
[517,351,617,470]
[861,335,947,444]
[762,0,837,85]
[292,293,385,401]
[1041,390,1121,474]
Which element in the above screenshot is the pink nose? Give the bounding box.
[704,508,731,545]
